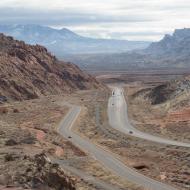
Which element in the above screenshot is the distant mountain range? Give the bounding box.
[1,25,189,71]
[64,28,190,71]
[0,24,150,56]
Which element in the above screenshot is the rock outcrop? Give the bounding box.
[1,153,76,190]
[133,76,190,107]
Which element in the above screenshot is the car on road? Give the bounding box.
[129,131,133,134]
[68,136,72,139]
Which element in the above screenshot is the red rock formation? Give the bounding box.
[0,33,101,101]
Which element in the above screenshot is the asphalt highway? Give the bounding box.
[108,86,190,148]
[58,104,178,190]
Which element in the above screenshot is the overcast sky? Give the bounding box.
[0,0,190,41]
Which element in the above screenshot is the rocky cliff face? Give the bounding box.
[0,33,100,101]
[145,28,190,58]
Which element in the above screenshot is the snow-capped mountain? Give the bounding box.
[0,24,150,56]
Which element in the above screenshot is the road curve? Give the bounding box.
[108,86,190,148]
[58,105,178,190]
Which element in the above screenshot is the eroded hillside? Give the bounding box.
[0,33,100,102]
[133,76,190,107]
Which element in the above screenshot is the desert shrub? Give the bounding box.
[13,108,19,113]
[0,107,8,114]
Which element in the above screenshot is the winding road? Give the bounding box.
[58,103,179,189]
[108,86,190,148]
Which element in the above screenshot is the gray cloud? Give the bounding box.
[110,31,166,37]
[0,7,158,26]
[0,0,189,41]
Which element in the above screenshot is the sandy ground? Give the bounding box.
[0,89,144,190]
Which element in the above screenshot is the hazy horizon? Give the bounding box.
[0,0,190,41]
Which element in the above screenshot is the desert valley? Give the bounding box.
[0,27,190,190]
[0,1,190,190]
